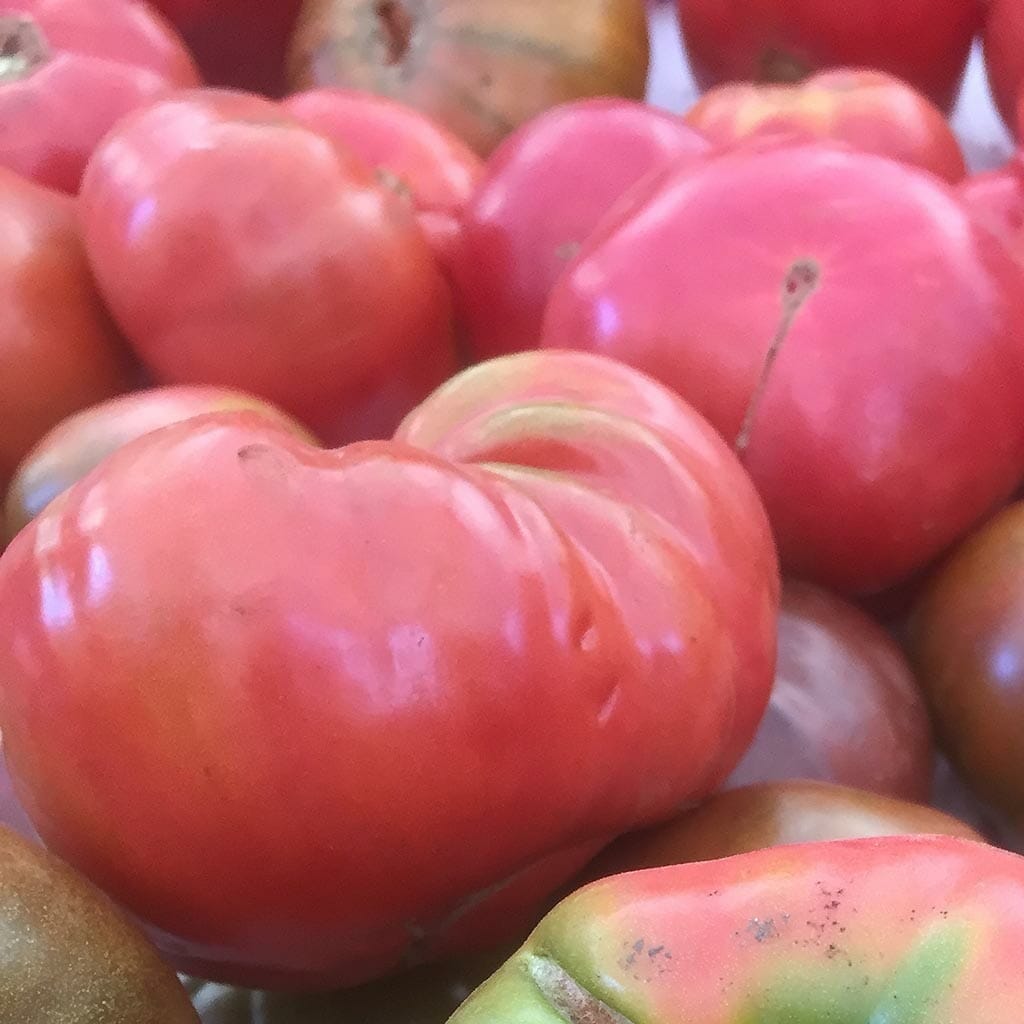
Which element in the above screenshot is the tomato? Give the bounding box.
[983,0,1024,137]
[907,501,1024,829]
[149,0,302,96]
[284,88,485,275]
[727,580,934,801]
[675,0,982,112]
[286,0,651,156]
[542,142,1024,595]
[4,386,314,543]
[452,99,712,363]
[0,0,199,193]
[79,90,457,445]
[584,780,982,879]
[0,167,132,499]
[0,826,198,1024]
[683,69,966,183]
[959,157,1024,264]
[452,836,1024,1024]
[0,350,777,989]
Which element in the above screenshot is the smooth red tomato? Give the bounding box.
[684,68,966,182]
[983,0,1024,136]
[284,88,485,274]
[907,500,1024,830]
[0,0,199,193]
[4,386,314,542]
[959,157,1024,264]
[0,350,778,989]
[675,0,982,112]
[0,167,132,497]
[79,90,458,445]
[727,580,934,800]
[149,0,302,96]
[452,99,712,363]
[542,142,1024,595]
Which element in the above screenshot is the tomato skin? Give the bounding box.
[452,99,712,363]
[0,827,200,1024]
[287,0,651,157]
[148,0,302,96]
[79,90,458,445]
[684,69,966,183]
[0,168,132,497]
[959,158,1024,264]
[284,88,485,274]
[4,386,314,542]
[983,0,1024,136]
[0,0,199,193]
[584,780,982,879]
[907,501,1024,828]
[451,836,1024,1024]
[0,351,777,989]
[675,0,981,112]
[727,580,933,800]
[542,143,1024,595]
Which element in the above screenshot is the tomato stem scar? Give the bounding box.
[0,16,50,84]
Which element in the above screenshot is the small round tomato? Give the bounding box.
[79,90,457,445]
[0,826,199,1024]
[4,386,314,542]
[907,501,1024,829]
[584,780,982,878]
[0,0,199,193]
[727,580,934,801]
[0,167,132,498]
[684,69,966,183]
[452,99,712,363]
[543,142,1024,595]
[984,0,1024,137]
[675,0,981,111]
[284,88,485,274]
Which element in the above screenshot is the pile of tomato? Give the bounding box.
[3,0,1024,1021]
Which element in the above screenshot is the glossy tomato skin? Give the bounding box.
[907,501,1024,828]
[727,580,933,800]
[675,0,981,112]
[451,836,1024,1024]
[0,0,199,193]
[959,158,1024,264]
[983,0,1024,136]
[584,780,982,879]
[452,99,712,363]
[0,351,777,989]
[684,69,966,182]
[0,168,131,497]
[0,827,199,1024]
[4,386,314,542]
[543,143,1024,595]
[149,0,302,96]
[284,88,485,274]
[79,90,457,445]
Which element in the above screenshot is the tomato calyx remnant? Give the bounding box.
[376,0,414,65]
[528,955,636,1024]
[0,15,49,84]
[735,258,820,455]
[0,15,50,84]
